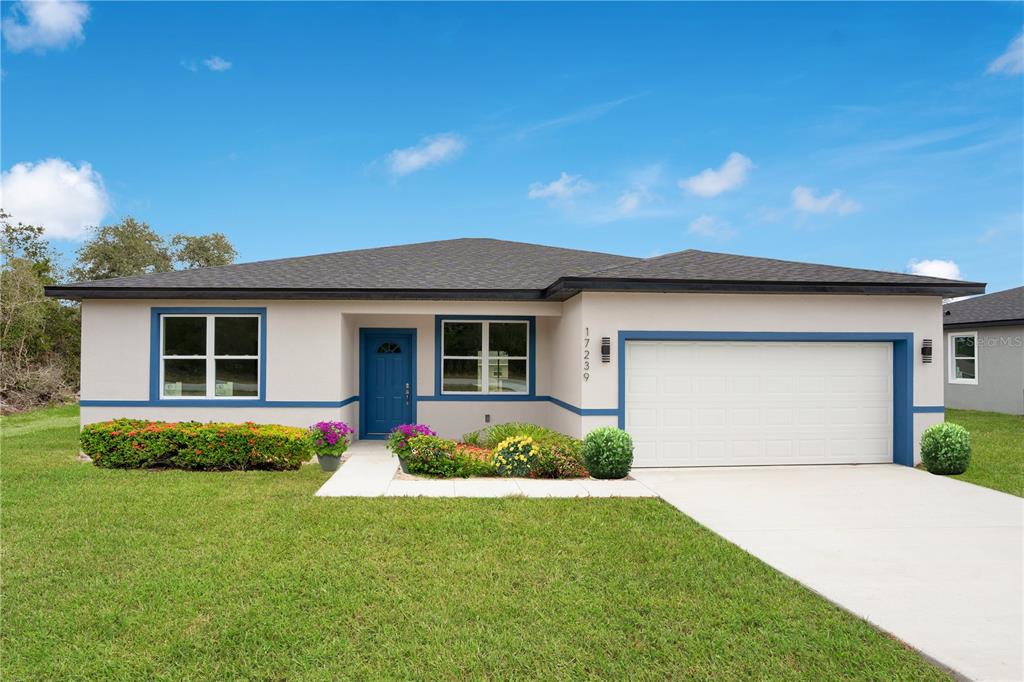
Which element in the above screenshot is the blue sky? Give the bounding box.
[2,1,1022,292]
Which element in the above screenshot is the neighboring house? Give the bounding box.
[45,238,983,467]
[943,286,1024,415]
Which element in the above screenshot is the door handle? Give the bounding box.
[405,382,410,405]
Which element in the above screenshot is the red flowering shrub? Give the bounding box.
[80,419,312,471]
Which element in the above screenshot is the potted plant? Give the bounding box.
[385,423,436,472]
[308,421,354,472]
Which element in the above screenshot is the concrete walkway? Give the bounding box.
[631,464,1024,682]
[314,440,656,498]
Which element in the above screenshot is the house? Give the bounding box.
[45,238,984,467]
[943,286,1024,415]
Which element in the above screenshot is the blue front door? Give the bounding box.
[361,330,415,437]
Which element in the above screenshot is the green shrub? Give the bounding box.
[493,435,540,477]
[385,424,437,458]
[921,422,972,475]
[483,422,566,449]
[461,429,484,446]
[582,427,634,479]
[79,420,313,471]
[530,439,588,478]
[405,435,495,477]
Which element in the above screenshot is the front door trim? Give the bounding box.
[359,327,417,440]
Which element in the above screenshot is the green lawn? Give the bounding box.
[1,405,945,680]
[946,409,1024,497]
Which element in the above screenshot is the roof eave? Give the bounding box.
[943,318,1024,330]
[547,277,987,299]
[42,286,548,301]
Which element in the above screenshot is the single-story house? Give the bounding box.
[943,286,1024,415]
[46,238,984,467]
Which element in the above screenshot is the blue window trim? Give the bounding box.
[616,331,918,467]
[432,315,536,399]
[359,328,417,439]
[81,397,359,408]
[149,307,269,406]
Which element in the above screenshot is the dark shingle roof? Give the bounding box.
[61,238,638,291]
[578,249,974,285]
[45,238,986,300]
[943,286,1024,327]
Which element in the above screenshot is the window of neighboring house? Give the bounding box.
[948,332,978,385]
[161,315,260,398]
[441,320,529,394]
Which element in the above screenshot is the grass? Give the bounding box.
[1,405,946,680]
[946,409,1024,497]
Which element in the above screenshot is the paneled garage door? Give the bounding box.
[626,341,893,467]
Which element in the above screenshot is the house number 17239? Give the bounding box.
[583,327,591,381]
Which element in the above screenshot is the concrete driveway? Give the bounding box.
[630,465,1023,682]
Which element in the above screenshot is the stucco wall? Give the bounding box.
[944,325,1024,415]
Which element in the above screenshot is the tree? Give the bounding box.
[170,232,237,269]
[70,216,173,281]
[0,210,80,409]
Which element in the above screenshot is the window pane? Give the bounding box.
[488,358,527,393]
[954,336,975,359]
[954,359,976,380]
[489,322,527,357]
[215,359,259,396]
[164,317,206,355]
[164,359,206,396]
[442,358,481,392]
[443,322,482,356]
[215,317,259,356]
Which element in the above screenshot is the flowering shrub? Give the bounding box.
[493,435,540,477]
[308,421,354,457]
[386,423,436,458]
[530,439,588,479]
[79,419,312,471]
[403,437,498,477]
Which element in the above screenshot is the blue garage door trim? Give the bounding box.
[617,331,916,467]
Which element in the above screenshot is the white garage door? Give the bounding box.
[626,341,893,467]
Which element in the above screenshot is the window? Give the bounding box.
[948,332,978,385]
[161,315,260,398]
[441,320,529,394]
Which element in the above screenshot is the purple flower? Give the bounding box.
[308,421,354,448]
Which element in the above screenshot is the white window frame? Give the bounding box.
[441,319,530,395]
[947,331,978,386]
[160,314,261,399]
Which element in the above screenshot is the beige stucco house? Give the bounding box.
[46,238,984,467]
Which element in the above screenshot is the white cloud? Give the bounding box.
[986,30,1024,76]
[181,56,233,72]
[615,190,644,216]
[203,56,232,72]
[688,214,735,239]
[679,152,753,198]
[386,133,465,176]
[791,186,862,215]
[514,94,643,140]
[527,172,594,200]
[907,258,961,280]
[2,0,89,53]
[0,158,109,239]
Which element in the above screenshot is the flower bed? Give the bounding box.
[79,419,312,471]
[385,422,622,479]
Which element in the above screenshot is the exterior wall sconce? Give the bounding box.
[922,338,933,363]
[601,337,611,363]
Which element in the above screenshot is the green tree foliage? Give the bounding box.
[70,216,174,281]
[170,232,237,269]
[0,211,80,409]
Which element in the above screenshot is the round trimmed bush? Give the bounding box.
[920,422,972,475]
[582,426,634,479]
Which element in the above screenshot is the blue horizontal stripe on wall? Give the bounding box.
[81,396,360,408]
[545,396,618,416]
[912,405,945,413]
[416,394,617,416]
